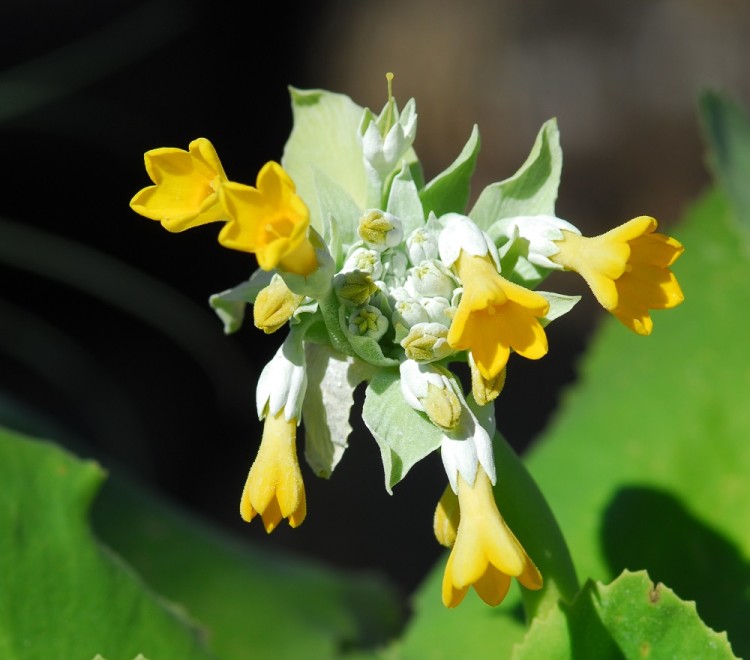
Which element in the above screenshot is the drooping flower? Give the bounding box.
[219,161,317,276]
[130,137,228,232]
[240,410,306,532]
[441,469,542,608]
[241,334,307,532]
[550,216,684,334]
[448,251,549,380]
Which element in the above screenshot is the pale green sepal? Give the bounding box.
[282,88,367,232]
[338,306,399,367]
[387,162,425,237]
[537,292,581,327]
[470,119,562,230]
[313,168,362,265]
[363,369,444,493]
[420,124,480,217]
[278,228,335,298]
[208,269,274,334]
[302,344,375,478]
[494,226,552,288]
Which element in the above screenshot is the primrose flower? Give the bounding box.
[220,162,317,276]
[550,216,684,334]
[449,251,549,380]
[130,138,228,232]
[442,469,542,608]
[240,410,306,532]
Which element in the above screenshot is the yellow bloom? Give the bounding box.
[219,162,317,276]
[240,410,306,533]
[551,216,684,335]
[130,138,227,232]
[442,470,542,608]
[447,252,549,380]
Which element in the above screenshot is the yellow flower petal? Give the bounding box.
[441,470,542,608]
[130,138,227,232]
[240,411,306,533]
[447,252,549,380]
[219,162,317,275]
[552,216,684,334]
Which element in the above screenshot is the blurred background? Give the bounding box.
[1,0,748,595]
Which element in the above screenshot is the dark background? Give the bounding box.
[2,0,748,593]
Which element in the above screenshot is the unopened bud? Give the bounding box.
[422,382,462,430]
[358,210,403,250]
[348,305,389,340]
[334,270,379,306]
[433,484,460,547]
[405,260,456,299]
[343,247,383,280]
[253,275,304,334]
[400,322,452,362]
[469,353,506,405]
[407,227,439,264]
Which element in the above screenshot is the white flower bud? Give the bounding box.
[358,210,403,251]
[256,335,307,421]
[490,214,580,270]
[381,250,409,288]
[400,322,453,362]
[393,298,430,331]
[334,270,379,306]
[360,98,418,177]
[343,247,384,280]
[438,213,499,269]
[406,227,439,264]
[405,260,456,299]
[400,360,461,430]
[420,296,453,326]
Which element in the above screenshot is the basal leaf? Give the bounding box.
[526,187,750,656]
[513,571,737,659]
[0,427,210,660]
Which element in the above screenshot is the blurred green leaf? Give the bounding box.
[93,469,403,659]
[525,184,750,656]
[700,91,750,230]
[0,426,211,659]
[513,571,736,659]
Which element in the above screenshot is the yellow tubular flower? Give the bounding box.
[240,410,306,533]
[551,216,684,335]
[130,138,228,232]
[442,470,542,608]
[219,162,317,276]
[448,252,549,380]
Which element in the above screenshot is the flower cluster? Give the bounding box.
[131,79,683,608]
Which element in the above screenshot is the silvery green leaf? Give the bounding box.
[302,344,374,478]
[387,162,425,237]
[362,369,444,493]
[470,119,562,230]
[420,124,480,217]
[282,88,368,232]
[537,292,581,327]
[208,269,273,334]
[313,168,362,265]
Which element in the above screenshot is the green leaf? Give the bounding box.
[208,269,272,334]
[538,292,581,327]
[282,88,368,233]
[470,119,561,230]
[0,426,210,660]
[526,187,750,656]
[387,162,425,237]
[513,571,737,659]
[313,168,363,265]
[700,91,750,232]
[362,369,443,493]
[93,471,403,660]
[420,125,480,217]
